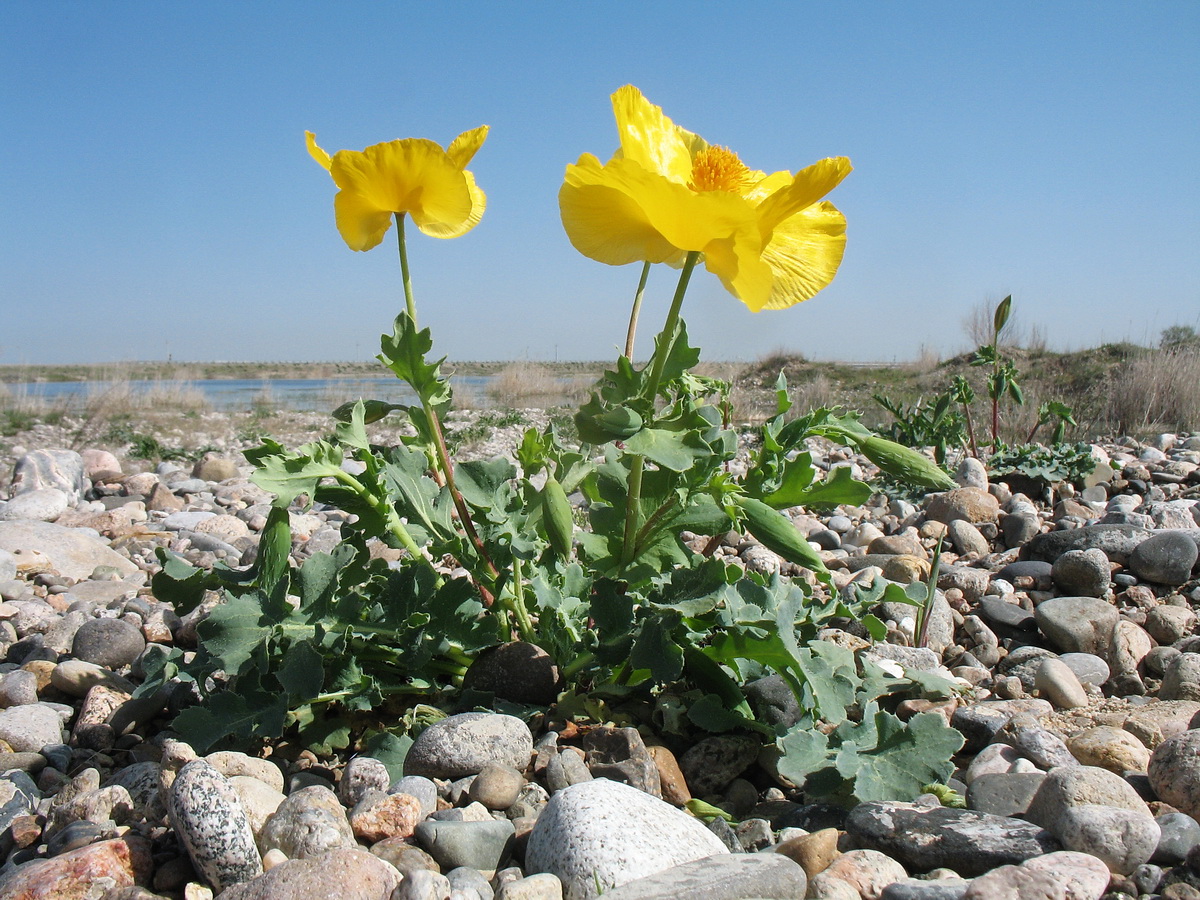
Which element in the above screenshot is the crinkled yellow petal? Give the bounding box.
[755,157,852,239]
[446,125,489,169]
[305,131,332,172]
[743,170,794,204]
[560,155,757,268]
[703,229,776,312]
[610,85,707,184]
[328,139,474,250]
[559,155,684,265]
[333,190,396,252]
[415,169,486,239]
[758,201,848,310]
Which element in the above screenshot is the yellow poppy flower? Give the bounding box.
[306,127,488,251]
[560,86,851,311]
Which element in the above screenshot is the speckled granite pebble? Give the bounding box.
[167,759,262,892]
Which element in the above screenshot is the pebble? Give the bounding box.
[167,760,263,892]
[404,712,534,779]
[525,779,729,900]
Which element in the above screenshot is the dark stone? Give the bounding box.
[743,675,803,730]
[678,736,760,796]
[583,726,661,797]
[996,559,1053,585]
[846,800,1060,877]
[462,642,562,706]
[979,597,1037,632]
[1129,531,1200,586]
[71,617,146,669]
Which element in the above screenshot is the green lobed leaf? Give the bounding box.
[276,640,325,701]
[377,312,451,407]
[173,687,290,754]
[250,440,346,509]
[196,592,274,676]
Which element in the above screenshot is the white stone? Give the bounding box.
[525,779,729,900]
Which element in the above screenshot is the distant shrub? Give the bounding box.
[1104,347,1200,434]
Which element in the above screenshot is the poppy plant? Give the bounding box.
[559,86,850,312]
[306,127,488,252]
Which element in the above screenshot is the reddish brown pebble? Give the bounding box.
[0,835,153,899]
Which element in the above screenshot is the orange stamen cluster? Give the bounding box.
[688,145,752,194]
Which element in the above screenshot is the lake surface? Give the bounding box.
[1,377,498,412]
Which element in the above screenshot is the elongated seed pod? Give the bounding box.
[859,435,956,491]
[541,476,574,561]
[736,496,827,574]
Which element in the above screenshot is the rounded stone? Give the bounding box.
[71,617,146,669]
[469,762,526,810]
[217,847,402,900]
[338,756,391,807]
[1153,812,1200,864]
[404,712,533,780]
[1147,606,1199,645]
[525,779,729,900]
[1051,548,1112,597]
[259,785,356,859]
[167,759,263,893]
[1129,531,1199,586]
[1034,657,1090,710]
[0,702,65,752]
[1149,730,1200,819]
[1066,726,1151,774]
[1056,803,1160,874]
[925,487,1000,525]
[1162,654,1200,702]
[1033,596,1120,657]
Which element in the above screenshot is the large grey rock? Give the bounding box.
[404,712,533,780]
[0,488,69,522]
[0,520,138,580]
[1022,524,1152,564]
[0,702,65,752]
[167,759,262,892]
[1149,730,1200,820]
[844,800,1060,877]
[1054,803,1160,874]
[1129,530,1199,585]
[414,818,516,874]
[598,853,806,900]
[1034,596,1119,657]
[10,449,86,503]
[526,779,729,900]
[71,617,146,669]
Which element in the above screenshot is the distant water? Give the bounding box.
[2,376,496,412]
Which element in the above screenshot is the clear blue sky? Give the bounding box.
[2,2,1197,365]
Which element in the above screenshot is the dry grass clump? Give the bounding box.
[487,362,585,408]
[1102,347,1200,435]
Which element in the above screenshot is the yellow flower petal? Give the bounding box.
[754,157,852,239]
[561,155,758,267]
[446,125,489,169]
[416,169,487,239]
[329,139,475,250]
[333,190,396,251]
[703,230,776,312]
[610,85,707,184]
[305,131,332,172]
[560,154,684,265]
[758,201,848,310]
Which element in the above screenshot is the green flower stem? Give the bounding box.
[504,555,537,644]
[331,469,437,578]
[620,250,700,570]
[624,261,652,360]
[620,456,645,568]
[392,211,498,591]
[643,250,700,401]
[395,213,417,323]
[561,651,595,680]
